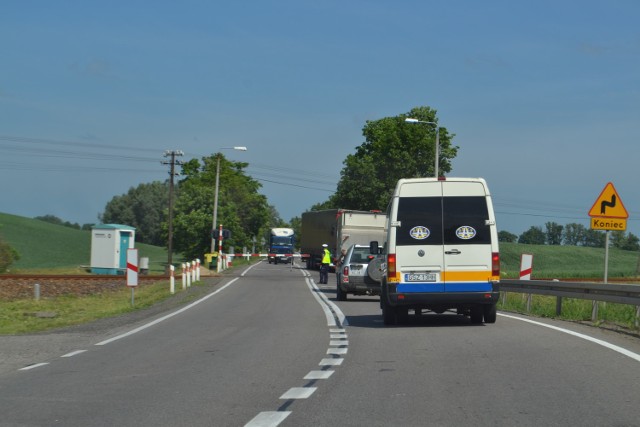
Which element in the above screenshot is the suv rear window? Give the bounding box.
[396,196,490,245]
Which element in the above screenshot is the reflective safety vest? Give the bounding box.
[322,249,331,264]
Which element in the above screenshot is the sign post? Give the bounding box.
[127,248,139,307]
[588,183,629,320]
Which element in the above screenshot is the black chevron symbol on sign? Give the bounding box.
[601,194,616,215]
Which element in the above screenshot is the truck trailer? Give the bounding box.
[300,209,387,270]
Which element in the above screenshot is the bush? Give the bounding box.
[0,238,20,273]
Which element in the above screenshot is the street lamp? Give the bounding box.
[211,146,248,255]
[405,117,440,178]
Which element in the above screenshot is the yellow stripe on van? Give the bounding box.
[390,270,498,284]
[441,270,493,282]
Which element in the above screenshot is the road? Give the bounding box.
[1,260,640,426]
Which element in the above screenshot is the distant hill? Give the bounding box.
[0,212,171,273]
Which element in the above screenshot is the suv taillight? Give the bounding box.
[343,266,349,277]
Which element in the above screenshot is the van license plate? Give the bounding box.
[405,273,437,282]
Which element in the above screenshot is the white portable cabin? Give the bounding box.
[90,224,136,275]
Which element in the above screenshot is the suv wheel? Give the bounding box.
[336,282,347,301]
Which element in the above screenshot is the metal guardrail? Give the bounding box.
[499,279,640,324]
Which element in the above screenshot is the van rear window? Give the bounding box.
[396,196,490,245]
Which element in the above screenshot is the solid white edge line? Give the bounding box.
[305,277,336,327]
[244,411,291,427]
[96,278,240,346]
[498,313,640,362]
[304,276,349,327]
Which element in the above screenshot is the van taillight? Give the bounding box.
[387,253,396,279]
[343,266,349,277]
[492,252,500,277]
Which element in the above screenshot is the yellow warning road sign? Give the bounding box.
[588,182,629,219]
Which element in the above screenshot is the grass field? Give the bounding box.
[0,212,176,273]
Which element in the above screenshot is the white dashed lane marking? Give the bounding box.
[61,350,87,358]
[304,370,334,380]
[19,363,49,371]
[244,411,291,427]
[245,269,349,427]
[280,387,317,399]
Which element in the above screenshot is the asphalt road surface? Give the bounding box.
[2,260,640,426]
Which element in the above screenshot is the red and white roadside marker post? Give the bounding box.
[519,253,534,312]
[169,265,175,294]
[519,254,533,280]
[186,262,191,287]
[127,249,139,307]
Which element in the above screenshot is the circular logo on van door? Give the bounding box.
[409,226,430,240]
[456,226,476,240]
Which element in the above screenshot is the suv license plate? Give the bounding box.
[405,273,437,282]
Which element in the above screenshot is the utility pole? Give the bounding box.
[162,150,183,271]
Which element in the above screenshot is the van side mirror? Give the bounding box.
[369,241,379,254]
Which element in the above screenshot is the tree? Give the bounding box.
[545,222,564,245]
[518,226,546,245]
[35,215,81,230]
[171,154,271,260]
[326,106,458,211]
[583,229,605,248]
[0,236,19,273]
[563,223,586,246]
[101,181,169,246]
[498,230,518,243]
[611,231,640,251]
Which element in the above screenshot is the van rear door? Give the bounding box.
[394,181,445,293]
[441,181,493,292]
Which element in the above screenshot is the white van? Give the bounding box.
[378,177,500,325]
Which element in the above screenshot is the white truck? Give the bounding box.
[300,209,387,270]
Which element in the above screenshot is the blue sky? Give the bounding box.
[1,0,639,238]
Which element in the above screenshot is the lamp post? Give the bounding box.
[405,117,440,178]
[211,146,248,255]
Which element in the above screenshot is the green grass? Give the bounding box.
[499,242,640,279]
[0,279,188,334]
[499,292,640,331]
[0,212,177,273]
[0,257,256,335]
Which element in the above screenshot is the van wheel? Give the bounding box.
[336,284,347,301]
[382,300,397,325]
[470,306,484,324]
[483,303,497,324]
[396,307,409,324]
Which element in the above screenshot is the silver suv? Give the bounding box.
[336,244,383,301]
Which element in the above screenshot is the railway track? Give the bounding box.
[0,274,170,301]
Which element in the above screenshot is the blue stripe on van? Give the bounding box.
[397,283,445,293]
[397,282,493,293]
[446,282,493,292]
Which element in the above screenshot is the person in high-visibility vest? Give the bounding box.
[319,243,331,284]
